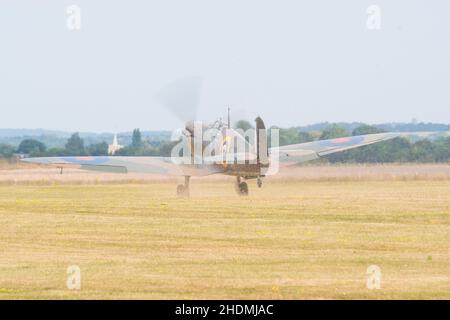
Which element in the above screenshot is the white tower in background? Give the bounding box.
[108,133,123,155]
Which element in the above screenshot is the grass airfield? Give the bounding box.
[0,165,450,299]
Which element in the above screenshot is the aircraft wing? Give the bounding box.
[21,156,224,176]
[271,132,401,162]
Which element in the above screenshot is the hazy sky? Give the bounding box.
[1,0,449,132]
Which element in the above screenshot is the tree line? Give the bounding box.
[0,129,178,159]
[0,123,449,163]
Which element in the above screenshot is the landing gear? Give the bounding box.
[177,176,190,197]
[235,177,249,196]
[257,176,263,188]
[239,182,248,195]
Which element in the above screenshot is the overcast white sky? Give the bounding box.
[0,0,449,132]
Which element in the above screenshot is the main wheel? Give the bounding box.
[176,184,189,197]
[238,182,249,196]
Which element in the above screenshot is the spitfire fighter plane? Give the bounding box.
[21,77,440,196]
[22,115,405,196]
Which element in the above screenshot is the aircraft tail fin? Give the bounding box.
[255,117,269,166]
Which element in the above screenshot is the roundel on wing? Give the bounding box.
[319,136,365,147]
[75,156,95,161]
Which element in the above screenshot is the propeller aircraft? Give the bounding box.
[21,77,444,196]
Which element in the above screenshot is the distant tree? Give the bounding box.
[158,141,179,157]
[327,137,412,163]
[131,129,143,148]
[410,140,435,162]
[298,131,314,143]
[0,144,15,158]
[388,137,413,162]
[309,131,322,141]
[433,137,450,162]
[234,120,253,132]
[65,133,86,156]
[277,128,311,146]
[352,124,385,136]
[114,146,130,156]
[44,147,66,157]
[88,142,109,156]
[278,128,296,146]
[319,124,349,140]
[17,139,47,155]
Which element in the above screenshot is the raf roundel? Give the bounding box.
[66,156,110,165]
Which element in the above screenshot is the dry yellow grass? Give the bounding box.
[0,171,449,299]
[1,163,449,185]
